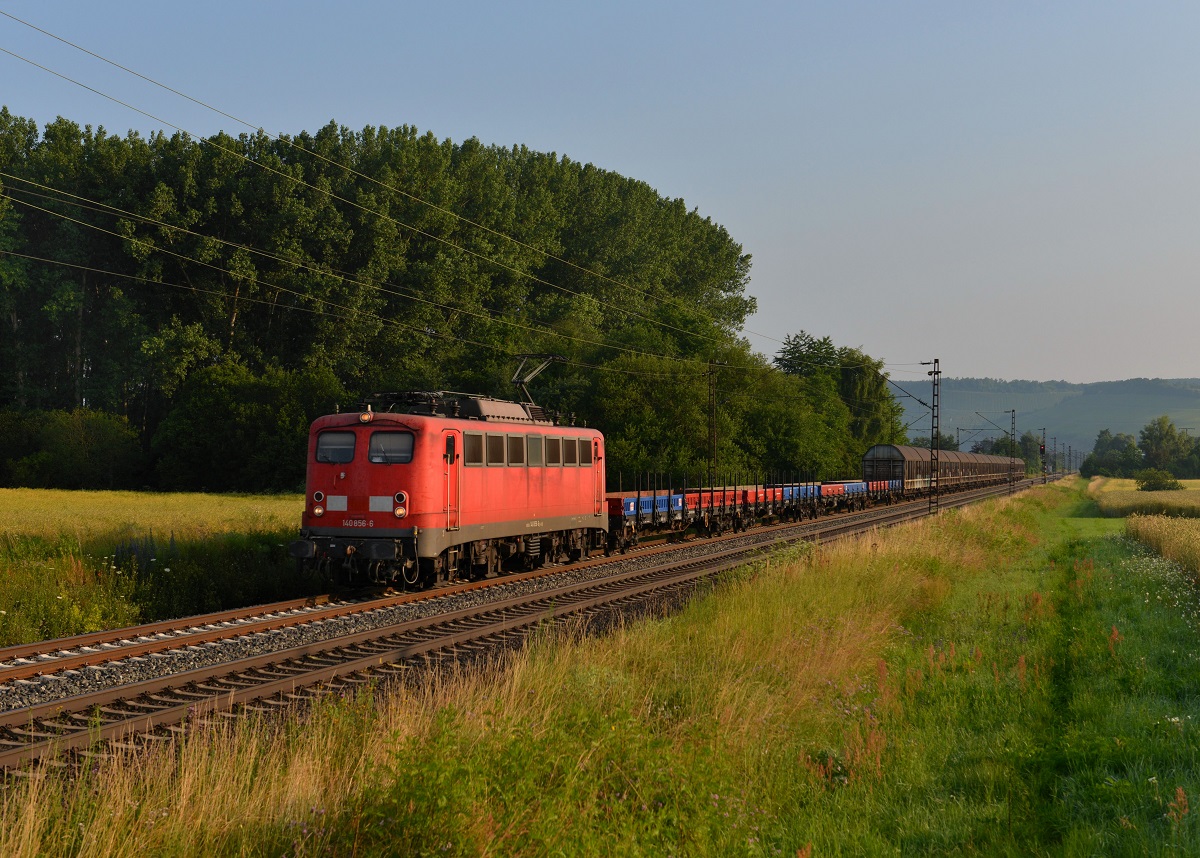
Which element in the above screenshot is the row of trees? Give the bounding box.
[0,109,905,491]
[1081,418,1200,479]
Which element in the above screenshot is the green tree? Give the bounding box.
[152,363,345,491]
[0,408,143,489]
[1139,415,1188,472]
[773,330,901,472]
[908,433,959,452]
[0,108,774,488]
[1082,428,1144,477]
[1135,468,1184,491]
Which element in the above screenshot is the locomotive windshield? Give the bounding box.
[315,431,356,464]
[368,431,414,464]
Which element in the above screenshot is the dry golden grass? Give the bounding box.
[1095,490,1200,518]
[0,689,427,857]
[1126,514,1200,575]
[0,488,303,543]
[1089,477,1200,494]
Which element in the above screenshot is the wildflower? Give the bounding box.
[1169,787,1189,826]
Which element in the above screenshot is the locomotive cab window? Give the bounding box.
[527,435,544,466]
[368,431,414,464]
[546,437,562,467]
[464,432,484,466]
[563,437,578,466]
[580,438,594,466]
[316,431,356,464]
[507,435,525,466]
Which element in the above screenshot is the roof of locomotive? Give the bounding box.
[309,392,599,435]
[358,391,555,424]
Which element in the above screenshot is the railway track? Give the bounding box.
[0,479,1035,769]
[0,482,1016,688]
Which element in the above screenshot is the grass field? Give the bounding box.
[0,489,313,645]
[5,478,1200,855]
[1088,476,1200,518]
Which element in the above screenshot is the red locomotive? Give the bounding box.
[289,392,608,586]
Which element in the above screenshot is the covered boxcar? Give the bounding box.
[862,445,1022,493]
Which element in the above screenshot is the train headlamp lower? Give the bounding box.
[313,505,324,517]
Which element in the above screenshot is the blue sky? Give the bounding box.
[2,1,1197,383]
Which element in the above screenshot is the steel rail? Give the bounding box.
[0,549,759,768]
[0,595,334,663]
[0,477,1037,769]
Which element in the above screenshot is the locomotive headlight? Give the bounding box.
[359,411,373,423]
[394,506,407,518]
[313,505,325,517]
[313,491,325,503]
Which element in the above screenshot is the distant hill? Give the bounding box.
[896,377,1200,455]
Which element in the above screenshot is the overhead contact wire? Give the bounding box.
[0,175,702,368]
[0,42,724,349]
[0,8,774,346]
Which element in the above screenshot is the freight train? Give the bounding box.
[288,392,1022,587]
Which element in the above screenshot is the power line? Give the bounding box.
[0,194,698,381]
[0,247,683,382]
[0,41,731,349]
[0,13,928,377]
[0,8,775,346]
[0,175,707,368]
[0,16,931,427]
[2,175,902,388]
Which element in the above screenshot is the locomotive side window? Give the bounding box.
[368,432,414,464]
[464,432,484,466]
[486,434,506,466]
[316,431,356,464]
[527,435,544,466]
[507,435,526,466]
[546,437,562,466]
[579,438,593,466]
[563,437,578,466]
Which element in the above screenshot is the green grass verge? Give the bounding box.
[324,484,1200,856]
